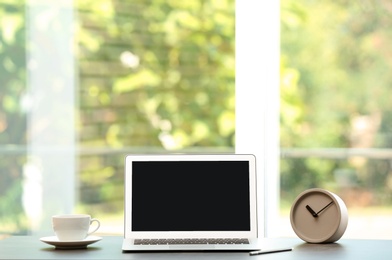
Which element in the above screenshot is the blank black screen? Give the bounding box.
[131,161,250,231]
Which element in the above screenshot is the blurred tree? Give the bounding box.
[77,0,235,150]
[281,0,392,205]
[0,1,29,233]
[76,0,235,213]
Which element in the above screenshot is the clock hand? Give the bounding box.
[305,205,318,218]
[316,201,334,215]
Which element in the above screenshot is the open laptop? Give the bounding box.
[122,154,262,251]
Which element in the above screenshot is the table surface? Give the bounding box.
[0,236,391,259]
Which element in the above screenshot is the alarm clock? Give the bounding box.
[290,188,348,243]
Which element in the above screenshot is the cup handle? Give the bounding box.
[88,218,101,235]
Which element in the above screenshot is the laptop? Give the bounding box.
[122,154,262,251]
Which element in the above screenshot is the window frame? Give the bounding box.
[25,0,76,233]
[235,0,280,237]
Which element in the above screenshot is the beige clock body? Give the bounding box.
[290,188,348,243]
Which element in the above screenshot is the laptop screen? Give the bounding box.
[131,160,251,232]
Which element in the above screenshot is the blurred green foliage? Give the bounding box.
[77,0,235,150]
[1,0,235,233]
[0,1,28,234]
[76,0,235,216]
[281,0,392,205]
[3,0,392,234]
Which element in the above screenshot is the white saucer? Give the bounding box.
[40,236,102,249]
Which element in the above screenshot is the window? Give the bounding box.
[1,0,236,235]
[281,0,392,238]
[4,0,389,240]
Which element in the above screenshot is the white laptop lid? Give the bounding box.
[124,154,258,240]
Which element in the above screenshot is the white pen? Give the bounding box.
[249,247,293,256]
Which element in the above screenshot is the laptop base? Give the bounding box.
[122,238,262,251]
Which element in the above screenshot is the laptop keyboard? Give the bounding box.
[134,238,249,245]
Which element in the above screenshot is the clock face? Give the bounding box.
[291,189,342,243]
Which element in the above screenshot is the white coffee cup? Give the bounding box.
[52,214,100,241]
